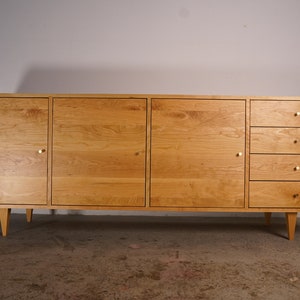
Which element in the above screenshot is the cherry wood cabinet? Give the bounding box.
[0,94,299,240]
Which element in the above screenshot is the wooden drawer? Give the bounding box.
[250,155,300,180]
[249,182,300,208]
[251,100,300,127]
[251,127,300,153]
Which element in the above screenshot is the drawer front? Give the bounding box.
[251,100,300,127]
[250,155,300,180]
[249,182,300,208]
[251,128,300,154]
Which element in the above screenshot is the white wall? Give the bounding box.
[1,0,300,95]
[1,0,299,217]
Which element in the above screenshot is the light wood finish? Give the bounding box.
[249,182,300,208]
[0,94,299,239]
[250,99,300,240]
[26,209,33,223]
[0,98,48,205]
[0,208,11,237]
[250,155,300,180]
[286,212,297,240]
[47,97,53,205]
[145,97,152,208]
[151,99,245,207]
[250,128,300,154]
[251,100,300,127]
[52,98,147,206]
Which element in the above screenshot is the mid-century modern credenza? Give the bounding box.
[0,94,299,239]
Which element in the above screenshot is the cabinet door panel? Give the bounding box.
[151,99,245,208]
[0,98,48,205]
[52,98,146,206]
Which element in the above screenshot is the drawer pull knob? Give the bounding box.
[295,112,300,116]
[237,152,243,157]
[293,194,299,198]
[294,140,298,144]
[295,166,300,171]
[38,149,46,154]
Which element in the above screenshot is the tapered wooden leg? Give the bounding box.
[286,213,297,241]
[0,208,11,237]
[26,209,33,223]
[264,212,272,225]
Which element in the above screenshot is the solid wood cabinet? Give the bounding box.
[0,94,299,240]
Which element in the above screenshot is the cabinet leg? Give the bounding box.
[264,212,272,225]
[26,209,33,223]
[285,213,297,241]
[0,208,11,237]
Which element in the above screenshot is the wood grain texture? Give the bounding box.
[249,182,300,208]
[286,212,297,240]
[250,128,300,154]
[151,99,245,208]
[0,208,11,237]
[52,98,147,206]
[251,100,300,127]
[250,154,300,180]
[0,98,48,205]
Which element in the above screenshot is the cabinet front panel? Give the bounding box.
[52,98,146,206]
[251,100,300,127]
[249,182,300,208]
[250,154,300,180]
[251,128,300,154]
[0,98,48,205]
[151,99,245,208]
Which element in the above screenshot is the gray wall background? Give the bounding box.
[1,0,300,95]
[1,0,300,217]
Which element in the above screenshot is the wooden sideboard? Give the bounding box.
[0,94,299,239]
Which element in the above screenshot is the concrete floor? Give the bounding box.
[0,214,299,300]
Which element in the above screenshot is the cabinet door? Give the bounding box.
[52,98,146,206]
[151,99,245,208]
[0,98,48,205]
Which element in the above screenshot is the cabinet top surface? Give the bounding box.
[0,93,300,100]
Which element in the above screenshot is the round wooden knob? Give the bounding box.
[38,149,46,154]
